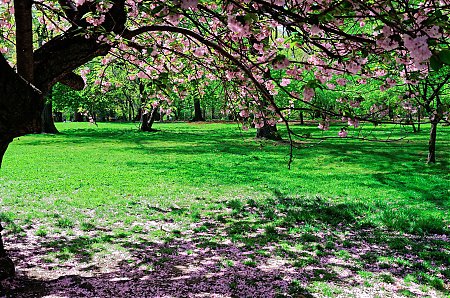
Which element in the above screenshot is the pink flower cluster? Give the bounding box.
[403,34,432,66]
[180,0,198,9]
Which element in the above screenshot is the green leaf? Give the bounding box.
[438,50,450,65]
[430,54,443,71]
[151,5,164,15]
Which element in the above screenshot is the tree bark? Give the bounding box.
[15,0,34,83]
[0,223,15,281]
[417,107,421,132]
[256,124,282,140]
[0,141,11,168]
[191,97,204,121]
[140,107,159,132]
[42,93,59,134]
[427,120,439,163]
[0,1,129,279]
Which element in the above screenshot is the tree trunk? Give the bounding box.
[41,101,59,134]
[427,120,438,163]
[140,107,159,132]
[417,107,421,132]
[191,97,204,121]
[73,111,84,122]
[300,111,304,125]
[256,124,282,140]
[0,0,36,279]
[0,223,15,281]
[15,0,34,83]
[410,114,417,133]
[0,141,11,168]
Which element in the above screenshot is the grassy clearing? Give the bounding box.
[0,122,449,297]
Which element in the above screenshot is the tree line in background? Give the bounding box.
[44,57,438,137]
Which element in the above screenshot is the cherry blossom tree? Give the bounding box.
[1,0,450,278]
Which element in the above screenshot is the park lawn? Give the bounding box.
[0,121,449,297]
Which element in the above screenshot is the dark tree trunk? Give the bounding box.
[410,114,417,133]
[140,107,159,132]
[191,97,204,121]
[41,100,59,134]
[417,107,421,132]
[141,112,152,131]
[300,111,304,125]
[427,120,439,163]
[256,124,282,140]
[0,223,15,281]
[0,0,129,280]
[0,0,37,280]
[74,112,84,122]
[15,0,34,83]
[0,142,11,168]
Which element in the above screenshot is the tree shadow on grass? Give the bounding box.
[2,193,449,297]
[3,230,315,297]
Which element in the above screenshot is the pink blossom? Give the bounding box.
[75,0,86,6]
[166,14,182,25]
[280,78,291,87]
[403,34,432,65]
[336,78,347,86]
[137,71,149,79]
[347,118,360,128]
[253,43,264,52]
[193,47,206,57]
[303,87,315,102]
[181,0,198,9]
[239,110,249,118]
[349,101,360,108]
[310,25,321,35]
[273,58,290,70]
[272,0,286,6]
[338,129,348,137]
[318,122,329,130]
[254,120,264,129]
[86,15,105,26]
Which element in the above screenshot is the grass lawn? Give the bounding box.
[0,121,449,297]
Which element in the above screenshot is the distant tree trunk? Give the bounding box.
[53,112,63,122]
[140,107,160,132]
[41,100,59,133]
[74,111,83,122]
[300,111,304,125]
[409,114,417,133]
[128,99,134,121]
[256,123,282,140]
[191,97,204,121]
[417,107,421,132]
[141,112,151,131]
[427,120,439,163]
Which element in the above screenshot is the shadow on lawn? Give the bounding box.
[2,194,449,297]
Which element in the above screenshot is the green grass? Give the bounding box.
[0,121,449,296]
